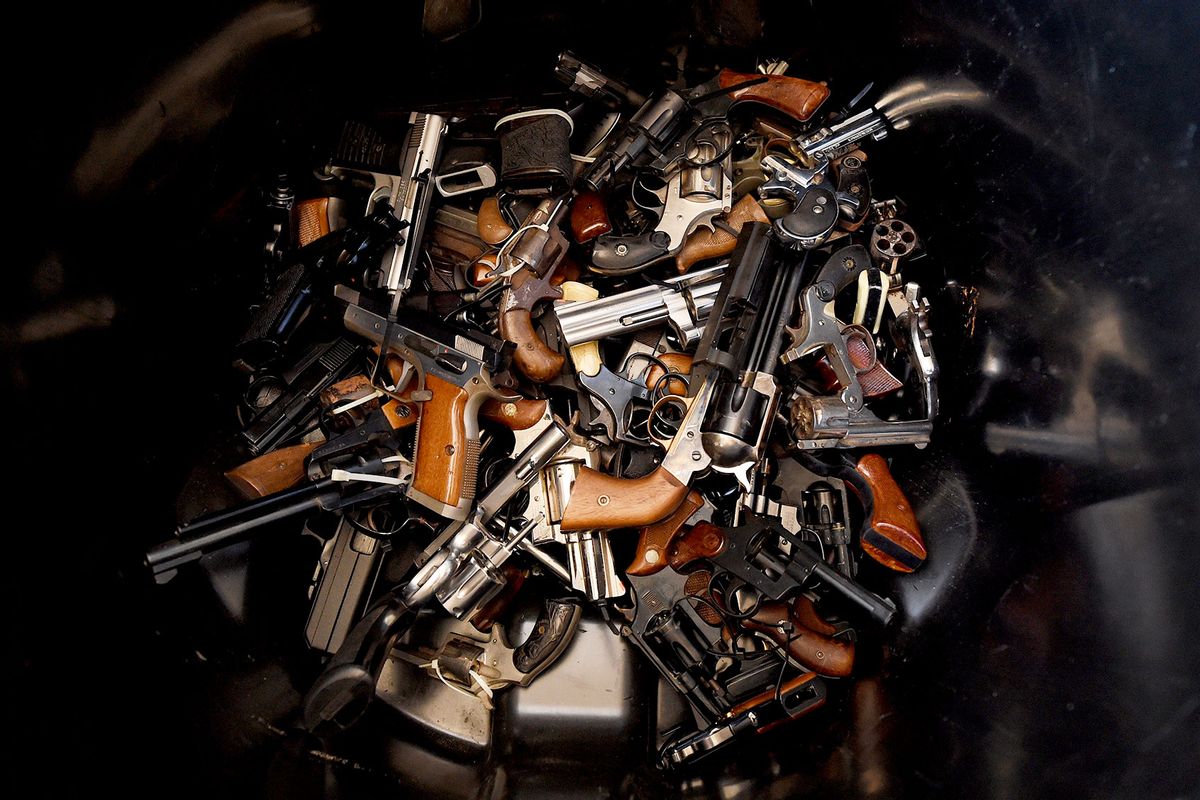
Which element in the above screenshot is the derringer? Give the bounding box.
[302,421,573,734]
[782,261,939,450]
[336,286,514,520]
[329,115,448,311]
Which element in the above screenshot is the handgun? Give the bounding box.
[674,194,770,274]
[795,451,926,573]
[555,224,788,530]
[698,223,809,490]
[554,263,726,350]
[659,672,826,768]
[301,422,572,734]
[670,516,896,625]
[558,55,830,191]
[145,455,411,582]
[241,338,363,455]
[782,259,938,450]
[495,197,570,383]
[329,115,448,312]
[336,286,514,520]
[590,127,732,274]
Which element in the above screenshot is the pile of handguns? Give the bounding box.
[147,52,941,769]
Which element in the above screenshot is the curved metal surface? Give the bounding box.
[6,1,1199,798]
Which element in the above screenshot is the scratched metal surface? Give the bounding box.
[5,1,1199,798]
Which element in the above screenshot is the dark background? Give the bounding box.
[4,1,1199,797]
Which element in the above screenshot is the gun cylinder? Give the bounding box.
[555,264,726,347]
[580,91,687,191]
[701,229,806,472]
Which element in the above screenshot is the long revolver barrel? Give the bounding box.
[554,263,727,348]
[145,457,403,582]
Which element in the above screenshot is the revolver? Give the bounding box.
[590,127,733,274]
[557,54,829,191]
[302,421,573,734]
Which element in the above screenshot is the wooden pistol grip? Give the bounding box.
[791,595,839,637]
[477,196,513,245]
[224,442,315,499]
[675,194,769,274]
[744,602,855,678]
[380,399,417,429]
[468,252,500,287]
[480,397,549,430]
[667,520,727,572]
[569,190,611,243]
[560,465,687,531]
[643,352,693,396]
[717,70,830,122]
[729,672,824,720]
[627,490,704,576]
[499,306,565,383]
[854,453,927,573]
[320,374,375,408]
[410,373,474,510]
[294,197,331,247]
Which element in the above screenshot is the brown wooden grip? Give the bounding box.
[499,307,565,383]
[480,397,549,431]
[728,672,824,720]
[667,520,727,571]
[477,196,513,245]
[379,400,416,429]
[674,194,769,274]
[560,465,688,531]
[792,595,838,637]
[717,70,830,122]
[743,601,855,678]
[224,442,315,499]
[627,490,704,576]
[320,374,375,408]
[854,453,927,573]
[294,197,331,247]
[410,373,471,509]
[569,190,611,243]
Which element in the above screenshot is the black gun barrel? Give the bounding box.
[554,51,646,109]
[789,545,897,625]
[145,459,394,581]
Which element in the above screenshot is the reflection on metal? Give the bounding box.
[72,2,318,195]
[18,296,116,342]
[875,77,989,129]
